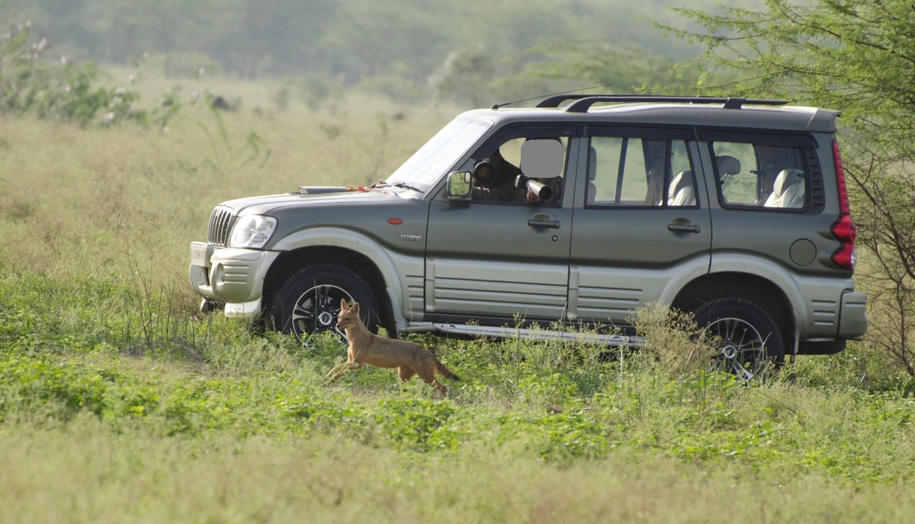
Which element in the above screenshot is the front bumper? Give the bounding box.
[188,241,279,304]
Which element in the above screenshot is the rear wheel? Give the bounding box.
[692,298,784,381]
[269,264,378,347]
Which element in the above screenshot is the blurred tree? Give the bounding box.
[0,0,755,96]
[78,0,225,70]
[431,47,495,107]
[668,0,915,375]
[230,0,335,78]
[511,40,704,95]
[320,0,449,82]
[0,0,723,83]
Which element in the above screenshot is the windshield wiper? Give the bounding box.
[389,182,424,193]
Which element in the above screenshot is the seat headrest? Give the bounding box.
[669,170,692,192]
[772,168,804,197]
[717,155,741,175]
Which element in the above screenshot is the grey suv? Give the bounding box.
[189,95,867,376]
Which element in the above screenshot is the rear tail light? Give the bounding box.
[831,214,857,270]
[830,139,856,270]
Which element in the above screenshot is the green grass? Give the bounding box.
[2,82,915,523]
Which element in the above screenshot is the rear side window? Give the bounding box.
[706,132,822,211]
[586,135,696,207]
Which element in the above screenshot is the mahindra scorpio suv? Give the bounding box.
[189,95,868,377]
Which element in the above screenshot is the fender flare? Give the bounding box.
[663,253,807,343]
[270,227,416,331]
[706,253,805,312]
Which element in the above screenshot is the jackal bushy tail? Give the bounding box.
[435,358,459,381]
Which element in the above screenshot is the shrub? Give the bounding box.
[0,16,173,127]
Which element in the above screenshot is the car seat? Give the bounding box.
[667,170,696,206]
[764,168,805,208]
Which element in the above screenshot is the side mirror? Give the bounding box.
[446,171,472,201]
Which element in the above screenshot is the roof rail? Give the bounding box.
[535,94,789,112]
[535,94,601,108]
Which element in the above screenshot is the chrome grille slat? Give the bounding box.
[208,206,235,246]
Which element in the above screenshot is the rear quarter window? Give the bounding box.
[706,133,824,213]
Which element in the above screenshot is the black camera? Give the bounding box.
[515,175,552,201]
[472,161,496,187]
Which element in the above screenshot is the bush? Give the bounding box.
[0,16,173,127]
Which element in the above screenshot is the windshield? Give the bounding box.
[385,117,492,191]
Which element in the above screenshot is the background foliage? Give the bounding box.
[2,0,750,104]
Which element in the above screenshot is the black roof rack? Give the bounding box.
[534,94,789,112]
[535,94,601,108]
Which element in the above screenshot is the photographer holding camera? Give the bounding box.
[472,138,564,205]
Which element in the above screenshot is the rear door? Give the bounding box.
[568,126,712,326]
[698,129,846,340]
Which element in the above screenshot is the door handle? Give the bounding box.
[668,222,700,234]
[528,218,560,229]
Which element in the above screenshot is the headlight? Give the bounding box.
[229,215,277,248]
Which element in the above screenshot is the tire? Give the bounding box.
[269,264,379,347]
[692,297,784,381]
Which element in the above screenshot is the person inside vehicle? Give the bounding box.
[644,143,668,206]
[755,160,778,203]
[470,147,522,202]
[472,138,564,205]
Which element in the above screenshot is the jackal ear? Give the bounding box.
[340,298,349,310]
[352,302,360,314]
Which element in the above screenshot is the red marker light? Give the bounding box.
[387,218,403,225]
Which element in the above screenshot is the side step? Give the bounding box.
[404,322,645,347]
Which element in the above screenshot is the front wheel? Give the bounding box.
[692,298,784,381]
[269,264,378,346]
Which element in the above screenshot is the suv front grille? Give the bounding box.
[208,206,236,247]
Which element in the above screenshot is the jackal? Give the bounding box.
[325,299,459,395]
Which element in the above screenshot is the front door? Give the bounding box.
[424,127,578,325]
[425,201,573,323]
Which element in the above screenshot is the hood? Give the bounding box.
[218,187,408,217]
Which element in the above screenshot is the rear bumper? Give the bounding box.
[796,290,867,355]
[837,291,868,339]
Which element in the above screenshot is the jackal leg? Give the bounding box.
[415,361,448,396]
[396,366,416,392]
[325,361,363,384]
[398,367,416,382]
[430,378,447,396]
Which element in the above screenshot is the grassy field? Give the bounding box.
[1,79,914,523]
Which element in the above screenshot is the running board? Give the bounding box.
[402,322,645,347]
